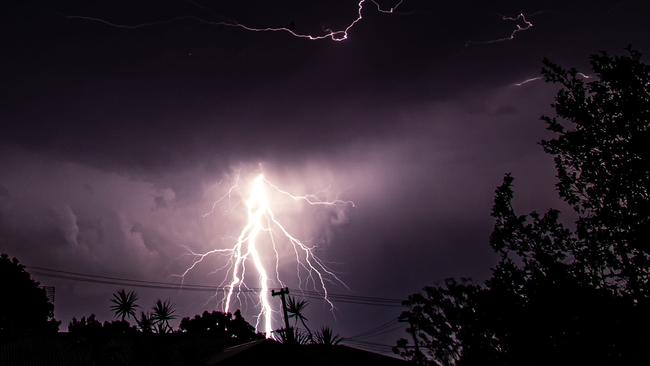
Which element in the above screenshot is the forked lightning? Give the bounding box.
[182,173,354,337]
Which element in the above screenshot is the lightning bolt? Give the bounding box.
[466,12,534,47]
[182,172,353,337]
[67,0,404,42]
[512,72,592,87]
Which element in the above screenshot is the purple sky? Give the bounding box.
[2,0,650,351]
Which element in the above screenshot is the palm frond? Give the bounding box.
[110,289,139,321]
[314,326,343,346]
[151,299,176,334]
[287,296,309,321]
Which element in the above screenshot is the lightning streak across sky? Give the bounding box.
[466,12,534,47]
[67,0,404,42]
[513,72,593,87]
[181,173,354,337]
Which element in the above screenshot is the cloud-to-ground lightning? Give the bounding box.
[181,173,354,337]
[512,72,592,87]
[67,0,404,42]
[466,12,534,47]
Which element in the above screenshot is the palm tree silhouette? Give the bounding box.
[314,326,342,346]
[287,296,312,340]
[152,299,176,334]
[110,289,139,321]
[136,311,154,333]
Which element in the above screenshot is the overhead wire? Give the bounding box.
[27,265,405,307]
[346,317,403,339]
[30,265,410,355]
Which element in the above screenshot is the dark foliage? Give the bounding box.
[313,327,343,346]
[287,296,313,341]
[274,328,315,345]
[110,289,139,321]
[63,311,261,366]
[541,46,650,298]
[68,314,138,338]
[0,253,59,342]
[135,311,154,334]
[395,48,650,365]
[151,299,176,334]
[179,309,262,344]
[68,314,102,337]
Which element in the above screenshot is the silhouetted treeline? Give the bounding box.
[395,47,650,365]
[61,289,264,365]
[0,255,264,365]
[0,254,59,342]
[179,309,261,343]
[0,254,351,365]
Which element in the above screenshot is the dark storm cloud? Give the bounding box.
[0,184,8,199]
[4,0,647,175]
[0,84,564,331]
[2,0,650,343]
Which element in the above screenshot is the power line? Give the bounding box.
[344,339,397,349]
[345,339,417,350]
[343,339,397,353]
[298,293,403,308]
[343,338,397,354]
[27,265,406,307]
[293,289,403,303]
[29,265,237,290]
[348,324,405,341]
[30,270,246,293]
[347,317,403,339]
[31,264,408,354]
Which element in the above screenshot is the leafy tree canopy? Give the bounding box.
[68,314,137,338]
[0,254,59,341]
[179,309,261,345]
[395,47,650,365]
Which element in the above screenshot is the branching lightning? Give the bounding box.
[67,0,404,42]
[466,12,534,47]
[182,173,354,337]
[513,72,592,87]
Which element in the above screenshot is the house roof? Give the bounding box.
[205,340,411,366]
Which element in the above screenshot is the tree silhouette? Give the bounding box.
[135,311,154,334]
[110,289,139,321]
[69,314,138,337]
[287,296,313,341]
[68,314,103,337]
[540,46,650,299]
[395,47,650,365]
[179,309,261,345]
[313,326,342,346]
[0,254,59,341]
[180,310,230,335]
[394,279,482,365]
[151,299,176,334]
[225,310,260,342]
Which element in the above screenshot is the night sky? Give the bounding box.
[2,0,650,347]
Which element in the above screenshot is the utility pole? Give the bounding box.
[272,287,294,343]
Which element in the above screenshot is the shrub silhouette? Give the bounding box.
[179,309,261,344]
